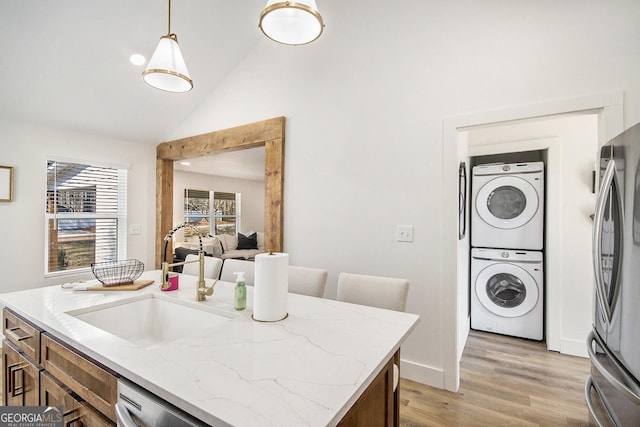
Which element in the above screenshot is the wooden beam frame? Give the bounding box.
[155,117,285,268]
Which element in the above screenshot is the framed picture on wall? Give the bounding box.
[0,166,13,202]
[458,162,466,240]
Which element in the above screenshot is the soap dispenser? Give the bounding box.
[234,272,246,311]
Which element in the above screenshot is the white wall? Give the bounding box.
[166,0,640,390]
[0,119,156,293]
[172,170,265,235]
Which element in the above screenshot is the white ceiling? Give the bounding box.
[0,0,266,144]
[173,146,265,182]
[1,1,274,180]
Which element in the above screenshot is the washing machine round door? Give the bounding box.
[475,176,539,229]
[475,263,539,318]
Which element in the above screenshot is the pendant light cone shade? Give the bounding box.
[143,34,193,92]
[259,0,324,45]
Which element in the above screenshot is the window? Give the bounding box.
[45,160,127,275]
[213,191,239,235]
[184,189,211,238]
[183,189,240,238]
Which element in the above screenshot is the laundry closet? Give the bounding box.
[458,111,599,360]
[469,150,546,341]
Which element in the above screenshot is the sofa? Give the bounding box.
[173,231,265,265]
[218,232,265,260]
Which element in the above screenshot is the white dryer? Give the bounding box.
[471,248,544,340]
[472,162,544,250]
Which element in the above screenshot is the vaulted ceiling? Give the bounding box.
[0,0,268,144]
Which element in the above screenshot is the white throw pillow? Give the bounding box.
[201,236,223,257]
[218,234,238,252]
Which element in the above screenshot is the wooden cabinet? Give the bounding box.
[41,371,114,427]
[3,339,42,406]
[41,333,117,422]
[3,308,116,425]
[337,350,398,427]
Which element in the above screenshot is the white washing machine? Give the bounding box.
[471,248,544,340]
[472,162,544,250]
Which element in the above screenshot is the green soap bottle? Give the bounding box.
[234,272,246,311]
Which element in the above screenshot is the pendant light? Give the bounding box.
[143,0,193,93]
[259,1,324,46]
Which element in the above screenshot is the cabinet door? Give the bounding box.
[70,404,115,427]
[3,339,41,406]
[40,371,114,427]
[337,353,396,427]
[41,334,117,422]
[40,371,78,421]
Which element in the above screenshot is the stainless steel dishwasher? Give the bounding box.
[116,378,211,427]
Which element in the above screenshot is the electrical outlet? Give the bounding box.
[396,225,414,242]
[130,224,142,235]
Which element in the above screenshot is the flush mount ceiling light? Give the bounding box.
[259,0,324,46]
[142,0,193,93]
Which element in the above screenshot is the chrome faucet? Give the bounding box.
[161,223,215,301]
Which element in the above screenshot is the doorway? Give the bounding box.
[441,91,624,392]
[463,112,598,357]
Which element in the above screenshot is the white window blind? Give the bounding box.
[45,160,127,275]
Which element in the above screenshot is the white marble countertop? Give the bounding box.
[0,270,419,427]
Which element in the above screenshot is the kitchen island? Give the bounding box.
[0,270,419,426]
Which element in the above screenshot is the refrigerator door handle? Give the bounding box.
[585,376,612,427]
[592,159,620,325]
[588,331,640,406]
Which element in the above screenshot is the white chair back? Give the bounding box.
[182,254,223,280]
[288,266,328,298]
[220,259,255,285]
[336,273,409,312]
[337,272,409,392]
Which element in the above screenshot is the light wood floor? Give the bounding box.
[399,330,592,426]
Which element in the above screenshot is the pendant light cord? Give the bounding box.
[167,0,172,35]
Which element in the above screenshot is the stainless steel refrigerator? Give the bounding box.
[586,122,640,426]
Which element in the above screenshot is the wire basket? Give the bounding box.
[91,259,144,286]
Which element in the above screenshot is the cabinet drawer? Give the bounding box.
[41,334,117,422]
[3,339,42,406]
[41,371,115,427]
[3,308,42,363]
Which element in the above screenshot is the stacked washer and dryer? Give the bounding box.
[470,162,545,340]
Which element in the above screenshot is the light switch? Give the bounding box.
[130,224,142,235]
[396,225,414,242]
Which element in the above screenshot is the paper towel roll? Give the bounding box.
[253,252,289,322]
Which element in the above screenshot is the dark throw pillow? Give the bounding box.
[237,232,258,250]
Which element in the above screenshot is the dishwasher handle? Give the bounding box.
[115,403,138,427]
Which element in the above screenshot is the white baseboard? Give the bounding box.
[399,358,444,389]
[560,337,588,358]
